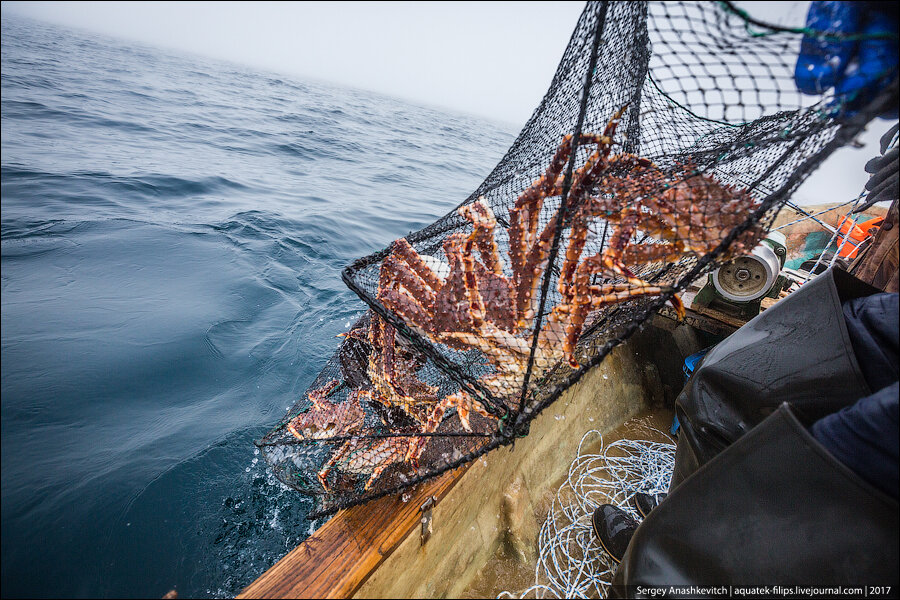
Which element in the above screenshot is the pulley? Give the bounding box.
[712,236,783,302]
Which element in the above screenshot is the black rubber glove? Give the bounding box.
[853,122,899,213]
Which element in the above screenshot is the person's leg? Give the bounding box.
[592,492,667,562]
[631,491,666,518]
[591,505,639,563]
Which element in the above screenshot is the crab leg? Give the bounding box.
[354,438,411,491]
[367,315,402,406]
[513,109,634,327]
[457,200,517,330]
[307,379,341,409]
[508,132,602,292]
[562,282,677,368]
[319,436,413,492]
[459,198,504,276]
[460,235,486,329]
[402,389,468,471]
[561,250,683,367]
[418,389,493,434]
[318,438,354,491]
[548,106,630,199]
[379,287,435,336]
[380,252,437,313]
[391,238,444,292]
[432,233,479,337]
[558,158,666,307]
[514,217,558,327]
[363,462,393,491]
[287,382,365,441]
[381,316,397,393]
[601,222,683,309]
[444,391,492,432]
[508,139,570,282]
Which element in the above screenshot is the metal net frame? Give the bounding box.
[258,1,898,518]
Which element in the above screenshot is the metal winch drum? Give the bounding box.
[711,231,786,302]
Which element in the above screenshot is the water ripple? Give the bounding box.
[1,12,517,599]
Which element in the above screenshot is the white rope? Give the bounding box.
[801,131,898,283]
[802,191,868,282]
[773,198,859,232]
[498,427,675,599]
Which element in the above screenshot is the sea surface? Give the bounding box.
[1,13,516,598]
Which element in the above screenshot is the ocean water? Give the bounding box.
[1,14,516,598]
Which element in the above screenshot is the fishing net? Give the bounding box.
[258,0,897,518]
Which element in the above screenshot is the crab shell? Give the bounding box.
[286,383,366,440]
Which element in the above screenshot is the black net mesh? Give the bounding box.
[258,1,897,518]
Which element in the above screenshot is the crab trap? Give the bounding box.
[258,1,898,518]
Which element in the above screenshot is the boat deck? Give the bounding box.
[240,308,732,598]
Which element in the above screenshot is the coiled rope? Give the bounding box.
[498,427,675,599]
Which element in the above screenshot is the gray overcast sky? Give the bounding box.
[2,1,586,125]
[2,1,895,207]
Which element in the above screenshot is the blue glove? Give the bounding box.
[794,1,898,119]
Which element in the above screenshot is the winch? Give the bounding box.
[692,231,790,321]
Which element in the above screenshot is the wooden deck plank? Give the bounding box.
[238,465,468,599]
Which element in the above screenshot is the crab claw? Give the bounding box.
[317,470,331,492]
[287,420,304,440]
[669,293,685,320]
[337,328,369,342]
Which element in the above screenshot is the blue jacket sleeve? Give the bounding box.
[810,292,899,499]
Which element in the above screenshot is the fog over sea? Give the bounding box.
[1,13,515,598]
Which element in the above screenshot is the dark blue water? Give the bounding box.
[1,13,516,598]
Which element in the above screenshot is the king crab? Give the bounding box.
[286,379,363,440]
[296,106,765,494]
[285,376,436,492]
[316,416,433,492]
[297,312,481,493]
[376,106,765,414]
